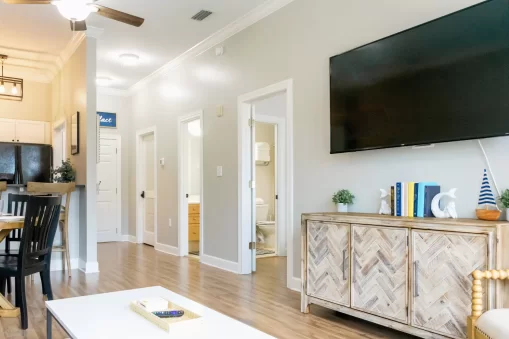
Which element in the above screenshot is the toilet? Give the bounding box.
[256,198,276,250]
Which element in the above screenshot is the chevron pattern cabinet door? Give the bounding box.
[307,222,350,306]
[412,231,488,339]
[352,225,408,323]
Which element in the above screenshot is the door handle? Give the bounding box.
[414,261,420,297]
[141,191,145,198]
[342,249,347,281]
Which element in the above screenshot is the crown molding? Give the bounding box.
[55,32,86,70]
[127,0,295,95]
[97,86,130,97]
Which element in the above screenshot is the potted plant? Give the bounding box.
[332,189,355,213]
[52,159,76,183]
[500,189,509,221]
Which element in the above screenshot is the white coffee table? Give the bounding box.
[45,286,276,339]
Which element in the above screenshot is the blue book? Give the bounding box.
[396,183,402,216]
[417,182,438,217]
[424,186,441,217]
[413,183,419,217]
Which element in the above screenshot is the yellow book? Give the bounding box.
[407,182,415,218]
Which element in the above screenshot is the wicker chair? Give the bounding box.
[468,270,509,339]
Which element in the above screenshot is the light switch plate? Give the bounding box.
[217,166,223,177]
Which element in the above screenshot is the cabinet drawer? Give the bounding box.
[352,224,408,323]
[307,221,350,307]
[411,230,488,339]
[189,226,200,241]
[188,204,200,214]
[188,215,200,224]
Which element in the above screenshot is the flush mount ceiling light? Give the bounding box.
[96,77,113,87]
[0,55,23,101]
[119,54,140,66]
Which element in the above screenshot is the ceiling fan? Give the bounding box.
[2,0,145,31]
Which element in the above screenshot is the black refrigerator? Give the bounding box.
[0,143,52,184]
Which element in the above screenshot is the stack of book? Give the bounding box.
[390,182,441,217]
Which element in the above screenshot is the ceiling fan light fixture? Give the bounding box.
[55,0,95,22]
[119,54,140,66]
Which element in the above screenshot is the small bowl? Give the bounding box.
[476,209,501,221]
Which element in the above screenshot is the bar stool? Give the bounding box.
[27,182,76,277]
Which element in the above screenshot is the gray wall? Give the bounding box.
[128,0,506,278]
[97,92,131,235]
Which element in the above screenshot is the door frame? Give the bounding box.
[97,133,122,242]
[136,126,158,245]
[177,110,204,257]
[52,118,67,168]
[254,115,286,257]
[237,79,294,288]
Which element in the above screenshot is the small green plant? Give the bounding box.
[53,159,76,183]
[500,189,509,209]
[332,189,355,205]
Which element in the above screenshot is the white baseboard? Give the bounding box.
[50,258,79,272]
[128,235,138,243]
[155,242,179,256]
[79,259,100,274]
[288,277,301,292]
[200,254,239,274]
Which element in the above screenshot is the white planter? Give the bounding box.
[337,203,348,213]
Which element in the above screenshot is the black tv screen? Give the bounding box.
[330,0,509,154]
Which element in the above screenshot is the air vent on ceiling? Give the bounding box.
[191,10,213,21]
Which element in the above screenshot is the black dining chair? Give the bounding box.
[0,195,62,329]
[0,194,30,294]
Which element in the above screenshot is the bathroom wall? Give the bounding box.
[255,122,276,220]
[188,131,201,197]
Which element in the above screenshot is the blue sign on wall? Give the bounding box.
[97,112,117,128]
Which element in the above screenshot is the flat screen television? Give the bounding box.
[330,0,509,154]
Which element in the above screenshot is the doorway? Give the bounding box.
[97,134,121,243]
[238,79,295,289]
[254,121,278,259]
[52,119,66,168]
[178,111,203,258]
[136,127,157,246]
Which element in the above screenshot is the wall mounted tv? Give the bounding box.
[330,0,509,154]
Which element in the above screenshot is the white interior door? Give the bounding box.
[250,107,257,272]
[142,133,156,246]
[97,136,120,243]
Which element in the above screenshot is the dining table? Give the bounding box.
[0,216,24,318]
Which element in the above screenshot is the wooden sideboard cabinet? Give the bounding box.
[301,213,509,339]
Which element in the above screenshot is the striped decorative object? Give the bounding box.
[478,169,497,207]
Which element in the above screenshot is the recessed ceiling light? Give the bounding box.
[96,77,113,87]
[119,54,140,66]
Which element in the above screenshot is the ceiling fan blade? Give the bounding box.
[3,0,52,3]
[70,20,87,32]
[92,5,144,27]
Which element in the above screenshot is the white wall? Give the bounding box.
[255,122,275,220]
[97,92,131,235]
[127,0,501,279]
[0,80,52,122]
[188,131,201,197]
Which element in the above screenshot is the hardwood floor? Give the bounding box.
[0,243,417,338]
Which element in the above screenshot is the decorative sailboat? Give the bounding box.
[476,169,501,221]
